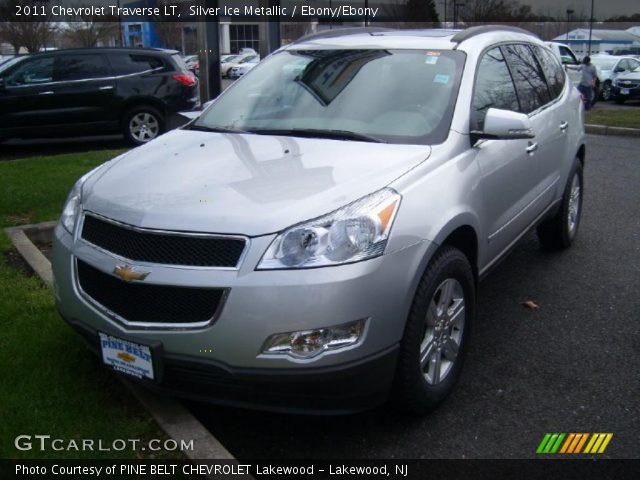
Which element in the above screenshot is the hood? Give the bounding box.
[83,129,431,236]
[617,71,640,81]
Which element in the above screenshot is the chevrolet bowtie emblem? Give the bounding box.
[117,352,136,363]
[113,264,150,282]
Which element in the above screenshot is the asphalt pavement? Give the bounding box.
[188,134,640,459]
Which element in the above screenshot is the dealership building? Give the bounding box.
[553,28,640,56]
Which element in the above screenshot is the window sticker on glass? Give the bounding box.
[433,74,450,84]
[425,51,440,65]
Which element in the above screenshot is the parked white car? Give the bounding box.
[545,42,582,87]
[228,55,260,78]
[590,55,640,100]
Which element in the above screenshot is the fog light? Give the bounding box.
[261,319,367,359]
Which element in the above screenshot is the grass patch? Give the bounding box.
[0,150,183,459]
[586,107,640,129]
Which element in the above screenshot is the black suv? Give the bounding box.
[0,48,198,145]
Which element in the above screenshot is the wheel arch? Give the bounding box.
[577,144,586,167]
[405,214,481,312]
[119,96,167,125]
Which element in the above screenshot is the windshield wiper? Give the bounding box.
[248,128,387,143]
[187,124,249,134]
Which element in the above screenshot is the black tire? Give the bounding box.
[601,81,612,101]
[394,246,475,415]
[537,158,584,250]
[122,106,165,146]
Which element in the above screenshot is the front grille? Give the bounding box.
[81,214,246,268]
[76,259,225,326]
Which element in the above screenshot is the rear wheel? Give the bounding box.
[537,158,583,250]
[122,106,164,146]
[394,246,475,415]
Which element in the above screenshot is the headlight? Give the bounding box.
[258,188,401,269]
[60,180,83,234]
[60,160,115,234]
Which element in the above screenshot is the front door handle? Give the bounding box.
[99,85,114,91]
[560,121,569,131]
[526,142,538,154]
[39,91,54,95]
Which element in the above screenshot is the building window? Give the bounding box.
[229,24,259,54]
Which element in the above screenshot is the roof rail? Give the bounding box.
[293,27,393,44]
[451,25,537,44]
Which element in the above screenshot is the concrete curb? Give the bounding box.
[4,222,236,464]
[585,124,640,137]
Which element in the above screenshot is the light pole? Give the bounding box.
[454,2,464,29]
[588,0,595,55]
[566,9,574,42]
[441,0,447,27]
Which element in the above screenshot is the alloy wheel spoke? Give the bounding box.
[427,301,439,324]
[420,340,436,370]
[446,298,465,328]
[431,350,442,384]
[438,279,455,312]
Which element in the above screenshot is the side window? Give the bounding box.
[55,54,109,82]
[558,46,578,66]
[534,46,566,100]
[629,59,640,71]
[4,57,54,86]
[108,53,165,75]
[472,47,520,131]
[502,44,551,114]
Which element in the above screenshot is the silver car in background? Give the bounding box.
[53,26,586,415]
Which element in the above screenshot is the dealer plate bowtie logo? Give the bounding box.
[537,433,613,454]
[117,352,136,363]
[113,264,150,283]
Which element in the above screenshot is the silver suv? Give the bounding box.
[52,26,586,415]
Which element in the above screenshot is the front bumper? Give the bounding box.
[612,85,640,100]
[62,315,398,414]
[52,222,433,412]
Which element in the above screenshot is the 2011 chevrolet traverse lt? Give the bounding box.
[52,26,586,414]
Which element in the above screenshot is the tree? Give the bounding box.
[405,0,439,22]
[153,0,183,51]
[381,0,440,27]
[63,13,120,48]
[0,0,55,52]
[458,0,537,23]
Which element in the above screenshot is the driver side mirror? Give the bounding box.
[0,77,5,90]
[473,108,535,141]
[614,67,624,73]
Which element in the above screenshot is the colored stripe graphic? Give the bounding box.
[538,433,613,454]
[537,434,552,453]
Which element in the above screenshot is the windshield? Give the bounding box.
[591,57,617,70]
[194,49,465,145]
[0,56,24,72]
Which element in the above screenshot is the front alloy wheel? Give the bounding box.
[395,246,475,415]
[601,81,612,101]
[420,278,465,385]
